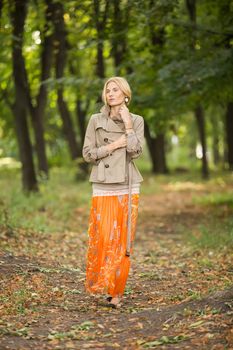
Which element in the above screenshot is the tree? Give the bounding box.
[186,0,209,179]
[110,0,132,75]
[29,0,55,177]
[52,1,80,160]
[93,0,110,79]
[225,102,233,170]
[146,0,171,174]
[10,0,38,192]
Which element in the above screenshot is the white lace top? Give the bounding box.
[92,182,140,197]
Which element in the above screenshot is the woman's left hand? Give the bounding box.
[118,104,133,127]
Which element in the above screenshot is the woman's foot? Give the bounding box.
[106,296,122,308]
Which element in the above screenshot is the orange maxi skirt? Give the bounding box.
[85,193,139,298]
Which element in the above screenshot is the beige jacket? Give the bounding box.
[82,105,144,184]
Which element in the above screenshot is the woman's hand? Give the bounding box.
[115,134,127,148]
[118,104,133,129]
[106,134,127,153]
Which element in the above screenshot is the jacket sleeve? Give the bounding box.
[126,116,144,159]
[82,116,110,165]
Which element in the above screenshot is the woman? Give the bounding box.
[82,76,144,308]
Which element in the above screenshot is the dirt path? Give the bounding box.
[0,182,232,349]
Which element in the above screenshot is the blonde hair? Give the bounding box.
[101,76,132,106]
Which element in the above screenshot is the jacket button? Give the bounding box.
[105,164,109,168]
[104,138,108,142]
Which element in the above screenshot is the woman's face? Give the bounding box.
[106,81,125,107]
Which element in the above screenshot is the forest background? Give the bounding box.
[0,1,233,348]
[0,0,233,191]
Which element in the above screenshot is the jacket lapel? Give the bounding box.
[98,104,125,133]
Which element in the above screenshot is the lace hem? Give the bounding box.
[92,188,140,197]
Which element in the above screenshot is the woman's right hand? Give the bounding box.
[115,134,127,149]
[106,134,127,153]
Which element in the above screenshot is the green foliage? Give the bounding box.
[0,0,232,180]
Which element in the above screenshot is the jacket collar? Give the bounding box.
[100,104,111,118]
[99,104,125,133]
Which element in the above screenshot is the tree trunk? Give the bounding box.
[53,2,80,160]
[111,0,131,74]
[186,0,209,178]
[148,0,168,174]
[195,105,209,178]
[57,91,79,159]
[11,0,38,192]
[225,102,233,170]
[67,60,89,176]
[31,107,48,176]
[96,34,105,79]
[212,134,220,166]
[112,0,122,69]
[93,0,109,79]
[13,1,54,178]
[210,111,221,166]
[0,0,3,19]
[154,134,168,173]
[144,120,168,173]
[30,0,55,177]
[144,120,156,172]
[75,99,89,178]
[76,99,89,146]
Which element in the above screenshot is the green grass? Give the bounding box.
[188,187,233,250]
[185,217,233,251]
[193,191,233,208]
[0,165,91,234]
